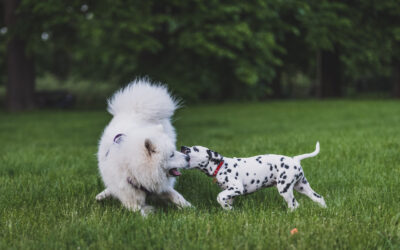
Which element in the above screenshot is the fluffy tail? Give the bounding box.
[293,142,320,162]
[107,78,180,121]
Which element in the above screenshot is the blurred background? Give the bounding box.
[1,0,400,111]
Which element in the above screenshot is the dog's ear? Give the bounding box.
[206,149,212,159]
[144,139,156,156]
[213,151,221,159]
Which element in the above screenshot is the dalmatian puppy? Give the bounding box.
[180,142,326,211]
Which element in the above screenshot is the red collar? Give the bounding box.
[212,161,224,177]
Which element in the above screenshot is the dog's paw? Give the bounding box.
[178,201,193,209]
[217,196,232,210]
[96,193,106,201]
[319,199,327,208]
[140,205,155,217]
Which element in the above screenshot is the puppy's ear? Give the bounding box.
[206,149,212,159]
[213,151,220,158]
[145,139,156,156]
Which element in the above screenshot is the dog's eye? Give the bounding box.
[170,152,174,158]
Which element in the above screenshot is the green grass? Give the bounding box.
[1,100,400,249]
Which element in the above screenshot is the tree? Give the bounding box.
[4,0,35,111]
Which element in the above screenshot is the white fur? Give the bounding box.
[96,79,191,216]
[182,142,326,211]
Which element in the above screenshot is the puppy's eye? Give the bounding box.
[170,152,174,158]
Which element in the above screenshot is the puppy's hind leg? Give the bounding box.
[96,188,112,201]
[294,176,327,208]
[277,180,299,211]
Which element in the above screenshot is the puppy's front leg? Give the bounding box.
[164,188,192,208]
[96,188,112,201]
[216,185,244,210]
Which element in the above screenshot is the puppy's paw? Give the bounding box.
[319,198,327,208]
[217,196,232,210]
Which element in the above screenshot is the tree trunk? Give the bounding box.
[393,61,400,98]
[271,68,282,98]
[316,49,342,98]
[4,0,36,111]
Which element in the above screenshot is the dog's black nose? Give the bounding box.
[185,155,190,162]
[181,146,190,154]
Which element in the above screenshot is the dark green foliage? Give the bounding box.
[1,0,400,101]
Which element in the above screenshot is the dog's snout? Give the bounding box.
[181,146,190,154]
[185,155,190,162]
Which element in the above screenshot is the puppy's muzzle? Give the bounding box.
[181,146,191,155]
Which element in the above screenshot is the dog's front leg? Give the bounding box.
[216,185,243,210]
[96,188,112,201]
[164,188,192,208]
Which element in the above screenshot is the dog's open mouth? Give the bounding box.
[169,168,181,176]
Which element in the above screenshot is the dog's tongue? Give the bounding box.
[169,168,181,176]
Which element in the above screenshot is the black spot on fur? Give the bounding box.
[233,163,238,168]
[228,187,234,190]
[246,173,249,176]
[234,191,241,194]
[313,192,321,198]
[225,176,229,182]
[236,172,239,176]
[280,172,286,178]
[270,165,273,171]
[280,163,285,167]
[285,165,289,169]
[251,179,255,184]
[270,174,274,178]
[227,169,232,173]
[193,147,199,152]
[294,166,297,169]
[256,180,260,184]
[280,180,295,193]
[280,157,284,161]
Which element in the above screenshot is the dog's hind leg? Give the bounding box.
[164,188,192,208]
[277,180,299,211]
[96,188,112,201]
[294,176,326,208]
[114,185,148,215]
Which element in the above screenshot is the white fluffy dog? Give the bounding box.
[96,79,192,215]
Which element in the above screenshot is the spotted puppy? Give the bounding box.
[180,142,326,211]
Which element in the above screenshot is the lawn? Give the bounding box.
[0,100,399,249]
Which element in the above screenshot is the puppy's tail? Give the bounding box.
[293,142,320,162]
[107,78,180,121]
